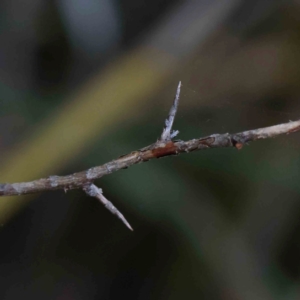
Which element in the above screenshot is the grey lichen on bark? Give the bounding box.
[1,82,300,229]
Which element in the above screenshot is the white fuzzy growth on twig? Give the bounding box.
[160,81,181,141]
[83,184,133,231]
[49,175,59,187]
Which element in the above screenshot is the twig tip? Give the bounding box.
[84,183,133,231]
[160,81,182,141]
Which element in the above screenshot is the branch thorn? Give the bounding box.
[160,81,181,141]
[84,184,133,231]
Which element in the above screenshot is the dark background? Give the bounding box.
[1,0,300,299]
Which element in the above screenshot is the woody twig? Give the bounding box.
[1,82,300,229]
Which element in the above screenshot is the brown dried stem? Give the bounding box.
[0,82,300,228]
[1,118,299,197]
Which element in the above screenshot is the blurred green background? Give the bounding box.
[1,0,300,299]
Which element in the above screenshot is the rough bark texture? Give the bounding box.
[0,119,299,197]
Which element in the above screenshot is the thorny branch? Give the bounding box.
[1,82,300,229]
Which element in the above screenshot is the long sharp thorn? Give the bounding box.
[84,184,133,231]
[160,81,181,141]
